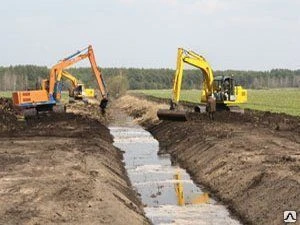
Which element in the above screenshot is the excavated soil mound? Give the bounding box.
[213,110,300,133]
[23,113,112,140]
[0,105,149,225]
[0,98,23,133]
[185,110,300,144]
[150,120,300,225]
[66,101,112,124]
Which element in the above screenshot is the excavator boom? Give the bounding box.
[172,48,214,104]
[49,46,108,101]
[60,71,79,87]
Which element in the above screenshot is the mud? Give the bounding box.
[0,98,24,133]
[0,98,149,225]
[116,95,300,225]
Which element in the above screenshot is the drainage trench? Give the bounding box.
[110,119,241,225]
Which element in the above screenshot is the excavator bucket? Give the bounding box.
[100,98,108,110]
[157,109,187,121]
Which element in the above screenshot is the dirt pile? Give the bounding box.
[0,98,23,133]
[114,95,168,126]
[244,109,300,134]
[66,101,111,124]
[117,94,300,225]
[132,93,300,135]
[214,109,300,133]
[22,113,111,139]
[0,107,149,224]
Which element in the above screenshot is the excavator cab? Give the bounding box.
[41,79,50,91]
[73,84,85,100]
[208,76,247,107]
[41,79,64,102]
[211,76,235,102]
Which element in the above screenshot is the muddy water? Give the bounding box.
[110,123,241,225]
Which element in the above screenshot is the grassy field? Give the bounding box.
[0,91,13,98]
[129,88,300,116]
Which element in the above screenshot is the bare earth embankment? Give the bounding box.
[0,98,149,225]
[117,95,300,225]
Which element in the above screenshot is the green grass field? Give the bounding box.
[129,88,300,116]
[0,91,13,98]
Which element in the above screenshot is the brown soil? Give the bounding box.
[0,98,24,133]
[0,99,149,225]
[116,95,300,225]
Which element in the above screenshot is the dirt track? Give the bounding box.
[117,95,300,225]
[0,100,149,225]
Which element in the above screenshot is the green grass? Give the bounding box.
[0,91,13,99]
[129,88,300,116]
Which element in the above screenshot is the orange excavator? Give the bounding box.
[12,45,108,115]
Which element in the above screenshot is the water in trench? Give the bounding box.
[110,122,241,225]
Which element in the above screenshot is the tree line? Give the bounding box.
[0,65,299,92]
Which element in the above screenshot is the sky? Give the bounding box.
[0,0,299,70]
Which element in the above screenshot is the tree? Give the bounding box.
[107,75,129,98]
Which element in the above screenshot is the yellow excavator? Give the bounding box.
[157,48,247,121]
[60,71,92,100]
[41,70,94,102]
[54,70,95,102]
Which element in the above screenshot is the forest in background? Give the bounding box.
[0,65,299,91]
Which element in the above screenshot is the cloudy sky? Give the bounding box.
[0,0,299,70]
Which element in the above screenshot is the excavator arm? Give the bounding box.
[172,48,214,104]
[59,71,79,87]
[48,51,88,99]
[87,47,107,101]
[48,45,108,109]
